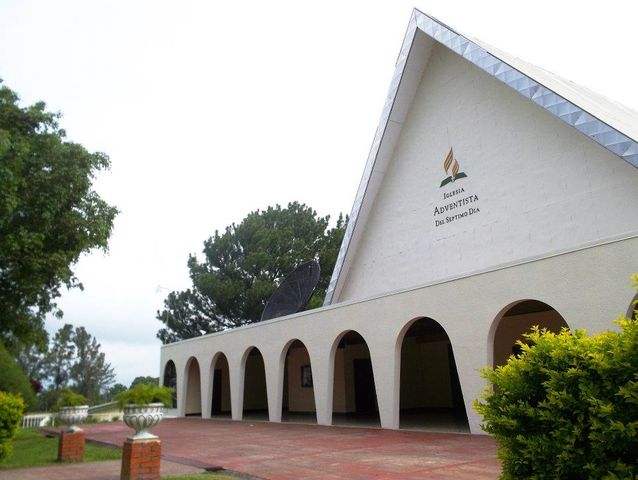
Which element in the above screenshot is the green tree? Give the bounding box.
[130,376,159,388]
[15,343,47,393]
[0,81,118,351]
[107,383,127,401]
[157,202,346,343]
[45,324,75,391]
[69,326,115,404]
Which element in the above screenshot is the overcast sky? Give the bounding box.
[1,1,636,386]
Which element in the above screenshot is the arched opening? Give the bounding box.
[331,330,380,427]
[210,353,231,418]
[184,357,202,416]
[281,340,316,424]
[492,299,569,368]
[163,360,177,408]
[242,347,268,421]
[399,317,469,432]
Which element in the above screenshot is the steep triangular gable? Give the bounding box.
[324,9,638,305]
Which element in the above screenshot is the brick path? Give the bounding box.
[81,418,500,480]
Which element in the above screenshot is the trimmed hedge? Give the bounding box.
[0,342,35,410]
[475,314,638,479]
[116,383,173,408]
[54,389,89,410]
[0,391,25,460]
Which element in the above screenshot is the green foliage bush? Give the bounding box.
[0,342,35,411]
[475,283,638,479]
[54,389,89,410]
[0,391,25,460]
[116,384,173,408]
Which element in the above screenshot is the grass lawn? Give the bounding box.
[0,428,121,469]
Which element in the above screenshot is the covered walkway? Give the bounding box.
[82,418,500,479]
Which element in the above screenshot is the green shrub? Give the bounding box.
[54,389,89,410]
[0,391,25,460]
[116,384,173,408]
[475,305,638,478]
[0,343,35,411]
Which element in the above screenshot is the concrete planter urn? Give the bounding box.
[58,405,89,432]
[123,403,164,440]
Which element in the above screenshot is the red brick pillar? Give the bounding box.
[58,430,85,462]
[120,438,161,480]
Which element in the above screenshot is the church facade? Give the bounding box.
[160,9,638,434]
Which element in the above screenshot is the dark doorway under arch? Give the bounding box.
[399,318,469,432]
[185,358,202,416]
[282,340,316,424]
[492,300,569,368]
[163,360,177,408]
[332,331,380,427]
[243,347,268,421]
[211,354,231,418]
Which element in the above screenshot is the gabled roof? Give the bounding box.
[324,9,638,305]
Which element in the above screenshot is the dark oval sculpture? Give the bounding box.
[260,260,321,321]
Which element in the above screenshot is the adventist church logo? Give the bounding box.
[439,148,467,187]
[433,147,480,228]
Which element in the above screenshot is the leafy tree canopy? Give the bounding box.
[69,326,116,404]
[0,81,118,351]
[157,202,346,343]
[107,383,127,401]
[130,376,159,388]
[17,324,116,409]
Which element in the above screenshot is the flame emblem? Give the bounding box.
[440,148,467,187]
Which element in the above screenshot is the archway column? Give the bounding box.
[452,338,488,434]
[368,337,400,430]
[263,348,283,423]
[309,343,333,426]
[198,355,212,419]
[175,359,187,417]
[227,352,245,421]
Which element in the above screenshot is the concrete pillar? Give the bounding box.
[199,356,212,419]
[309,343,333,426]
[175,360,186,417]
[228,352,245,421]
[369,338,400,430]
[264,348,284,423]
[453,336,489,434]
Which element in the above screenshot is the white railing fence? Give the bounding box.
[89,412,122,422]
[21,411,124,428]
[21,413,54,428]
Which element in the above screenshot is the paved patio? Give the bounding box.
[82,418,500,479]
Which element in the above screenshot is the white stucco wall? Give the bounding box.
[336,42,638,303]
[161,236,638,433]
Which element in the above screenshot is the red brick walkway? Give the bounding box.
[82,418,500,480]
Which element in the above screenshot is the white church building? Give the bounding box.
[159,9,638,434]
